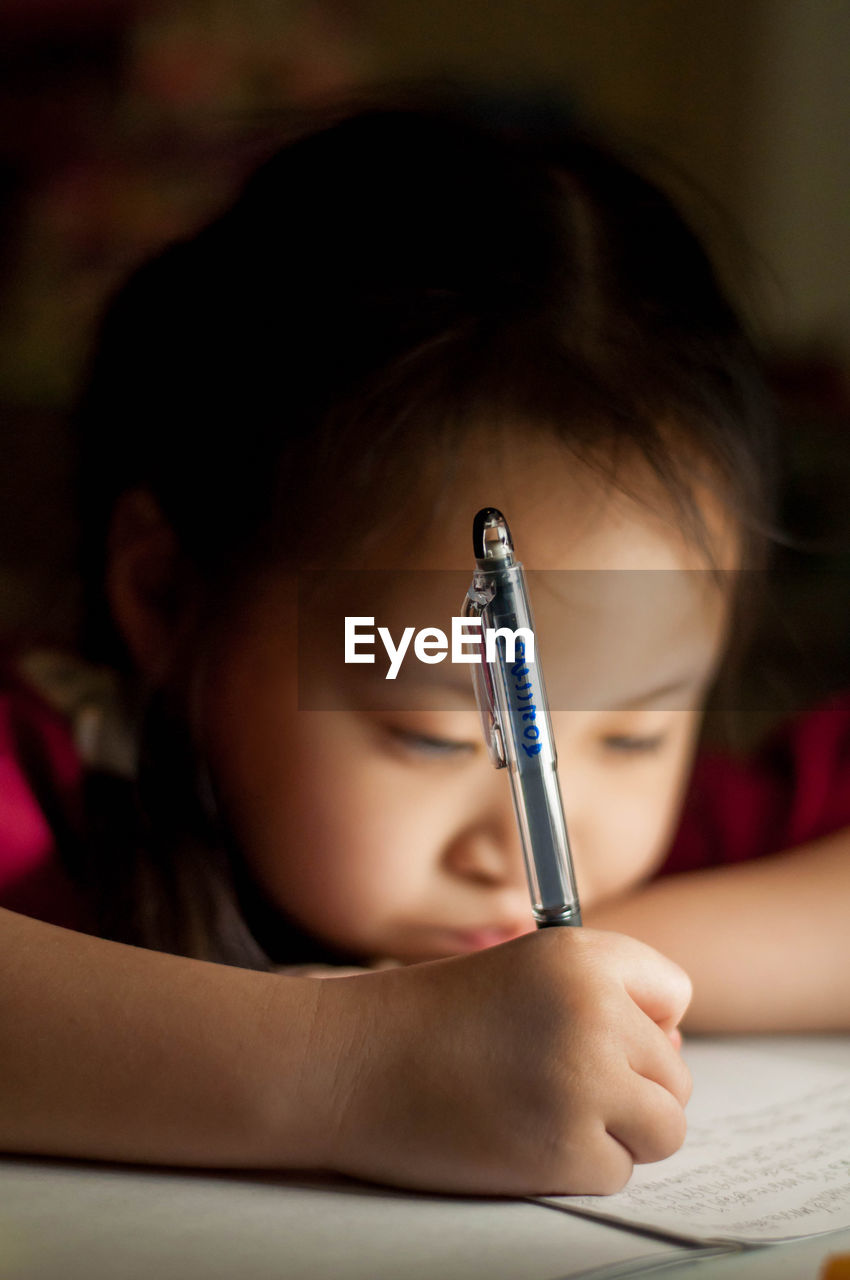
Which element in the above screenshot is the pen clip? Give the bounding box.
[463,586,506,769]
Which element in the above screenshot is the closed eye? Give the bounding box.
[602,733,668,754]
[385,726,478,758]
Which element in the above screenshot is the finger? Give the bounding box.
[607,1073,688,1167]
[558,1125,635,1196]
[613,934,693,1029]
[630,1023,693,1107]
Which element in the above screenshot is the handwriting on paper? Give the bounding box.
[540,1045,850,1245]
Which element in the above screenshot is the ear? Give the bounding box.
[106,489,200,684]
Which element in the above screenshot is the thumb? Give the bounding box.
[616,933,692,1030]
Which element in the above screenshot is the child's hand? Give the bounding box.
[309,928,691,1196]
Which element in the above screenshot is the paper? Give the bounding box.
[537,1041,850,1245]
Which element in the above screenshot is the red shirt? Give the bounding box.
[2,671,850,930]
[0,676,90,930]
[660,695,850,874]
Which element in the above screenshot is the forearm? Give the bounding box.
[585,828,850,1033]
[0,907,333,1168]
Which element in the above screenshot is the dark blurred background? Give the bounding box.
[1,0,848,742]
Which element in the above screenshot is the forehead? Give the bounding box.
[360,428,739,573]
[298,432,738,712]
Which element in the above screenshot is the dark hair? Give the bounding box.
[69,99,776,965]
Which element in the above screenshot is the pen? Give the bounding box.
[463,507,582,927]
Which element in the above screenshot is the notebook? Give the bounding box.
[533,1037,850,1274]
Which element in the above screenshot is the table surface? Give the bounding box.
[3,1036,849,1280]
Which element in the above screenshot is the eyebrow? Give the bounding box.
[356,665,712,714]
[401,672,705,708]
[606,674,707,712]
[399,677,479,706]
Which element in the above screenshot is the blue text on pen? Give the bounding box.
[509,639,543,757]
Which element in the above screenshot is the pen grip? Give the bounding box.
[507,755,581,925]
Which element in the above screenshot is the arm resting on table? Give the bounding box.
[0,906,333,1168]
[585,826,850,1033]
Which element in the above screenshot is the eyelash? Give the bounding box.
[602,733,667,755]
[386,727,477,757]
[383,725,668,758]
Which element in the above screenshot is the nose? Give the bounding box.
[441,778,528,891]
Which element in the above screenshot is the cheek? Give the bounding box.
[563,721,700,907]
[567,781,671,905]
[199,613,442,952]
[225,715,439,947]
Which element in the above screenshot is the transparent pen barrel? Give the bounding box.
[483,564,582,926]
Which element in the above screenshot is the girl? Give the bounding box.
[1,101,847,1197]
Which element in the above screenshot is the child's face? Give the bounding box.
[199,436,736,964]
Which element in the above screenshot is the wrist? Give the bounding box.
[247,969,370,1172]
